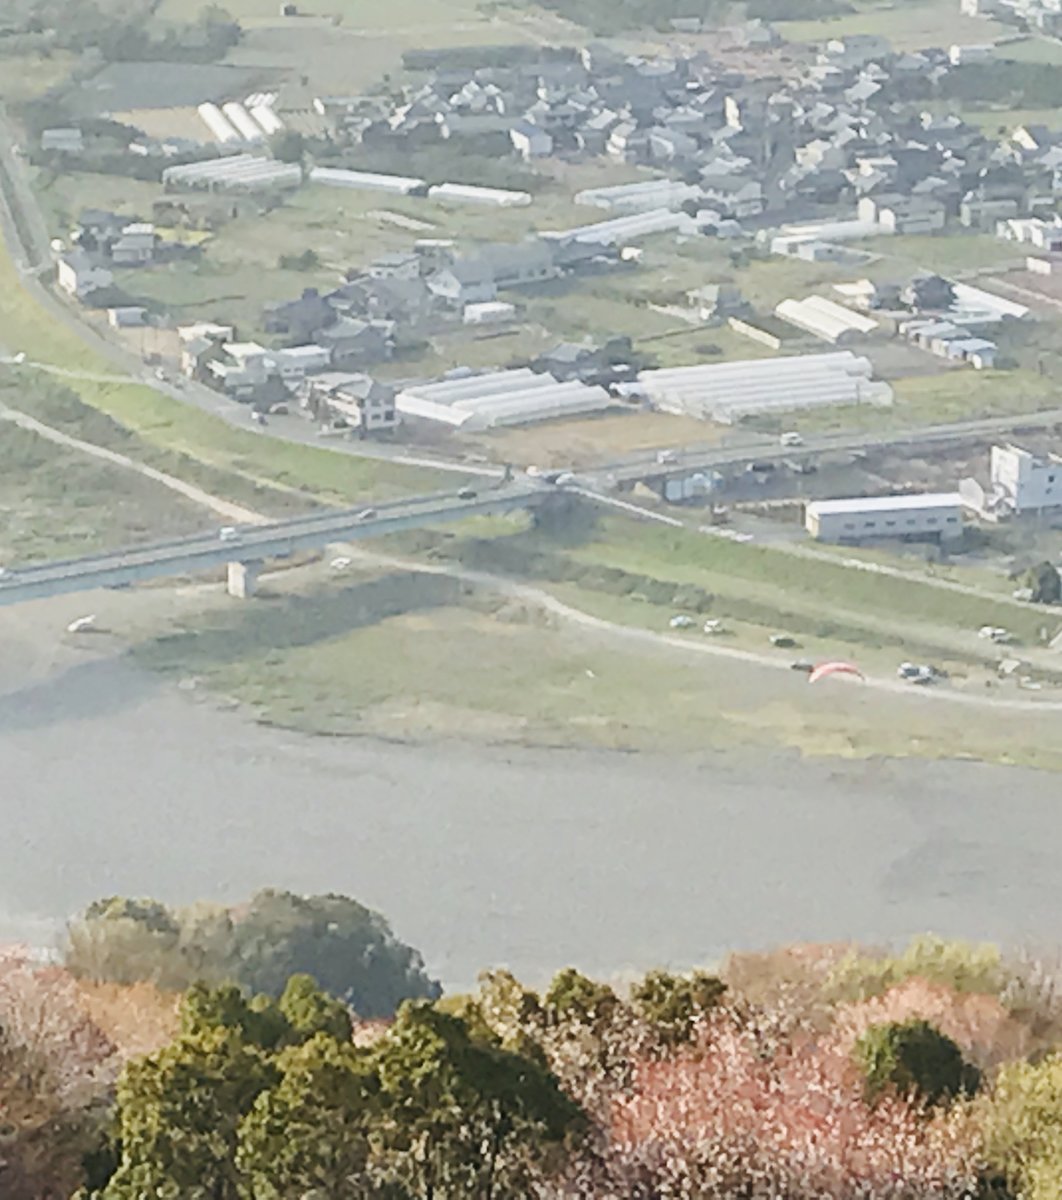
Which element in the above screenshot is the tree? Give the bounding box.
[853,1019,980,1107]
[1026,561,1061,605]
[544,968,619,1031]
[981,1053,1062,1200]
[629,970,727,1045]
[101,1027,276,1200]
[279,972,354,1044]
[270,129,306,163]
[369,1002,584,1198]
[64,890,441,1018]
[236,1033,378,1199]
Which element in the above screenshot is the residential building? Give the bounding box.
[110,222,156,266]
[107,306,148,328]
[302,372,399,433]
[270,344,332,381]
[805,493,964,543]
[316,317,395,365]
[686,284,748,321]
[56,252,113,300]
[510,119,553,160]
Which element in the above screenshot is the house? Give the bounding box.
[207,341,278,399]
[110,223,156,266]
[269,344,332,381]
[301,372,399,433]
[686,284,748,321]
[428,257,498,307]
[510,119,553,160]
[366,252,422,281]
[858,193,946,234]
[107,306,148,328]
[263,289,336,340]
[532,335,637,383]
[429,240,557,306]
[960,192,1019,229]
[316,317,395,366]
[180,335,225,380]
[41,127,84,154]
[56,252,113,300]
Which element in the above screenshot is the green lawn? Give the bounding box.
[862,233,1023,278]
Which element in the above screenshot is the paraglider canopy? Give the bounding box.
[808,660,865,685]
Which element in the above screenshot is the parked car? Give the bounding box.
[746,460,777,474]
[770,633,797,648]
[656,449,678,464]
[669,615,695,629]
[790,659,815,673]
[780,431,804,447]
[457,488,477,501]
[703,619,724,635]
[356,508,377,521]
[219,526,239,541]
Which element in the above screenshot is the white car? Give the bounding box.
[780,431,804,447]
[669,615,695,629]
[703,619,724,635]
[218,526,239,542]
[656,449,678,465]
[66,615,97,634]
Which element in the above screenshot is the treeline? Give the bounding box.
[65,890,441,1018]
[7,932,1062,1197]
[3,0,240,63]
[530,0,727,36]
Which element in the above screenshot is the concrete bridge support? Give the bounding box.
[227,560,262,599]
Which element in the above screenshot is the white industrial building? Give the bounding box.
[397,368,613,430]
[427,183,532,207]
[805,493,964,543]
[162,155,303,191]
[197,103,242,146]
[542,207,697,247]
[632,351,893,423]
[309,166,427,195]
[963,443,1062,520]
[768,217,886,256]
[222,102,266,143]
[775,295,879,343]
[575,179,703,213]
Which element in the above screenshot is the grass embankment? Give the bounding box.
[0,242,459,507]
[129,510,1062,766]
[0,419,210,562]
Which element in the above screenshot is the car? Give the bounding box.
[457,488,477,500]
[218,526,239,542]
[356,508,377,521]
[555,472,576,486]
[703,619,724,635]
[780,431,804,447]
[154,367,166,381]
[897,662,920,679]
[330,556,353,570]
[790,659,815,673]
[770,633,797,648]
[656,449,678,465]
[746,460,777,474]
[268,403,289,415]
[66,615,97,634]
[669,615,695,629]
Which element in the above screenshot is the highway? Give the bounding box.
[0,481,543,606]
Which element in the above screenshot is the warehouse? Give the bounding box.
[632,351,893,423]
[162,155,303,191]
[542,207,697,246]
[427,183,532,207]
[775,295,879,343]
[805,493,964,543]
[309,166,427,195]
[575,179,703,213]
[397,367,613,430]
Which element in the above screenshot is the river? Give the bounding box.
[1,600,1059,993]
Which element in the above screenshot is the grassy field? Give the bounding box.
[0,418,211,564]
[861,233,1024,278]
[776,0,1008,48]
[963,106,1062,134]
[127,555,1062,768]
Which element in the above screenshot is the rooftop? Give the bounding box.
[807,493,964,516]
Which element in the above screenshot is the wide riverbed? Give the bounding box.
[1,601,1059,991]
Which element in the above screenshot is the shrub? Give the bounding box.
[853,1019,980,1106]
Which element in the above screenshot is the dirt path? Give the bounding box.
[0,403,268,525]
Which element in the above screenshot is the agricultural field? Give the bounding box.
[774,0,1009,49]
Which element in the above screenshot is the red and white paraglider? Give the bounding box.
[807,660,865,685]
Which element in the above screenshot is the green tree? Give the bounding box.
[543,968,618,1031]
[1026,561,1061,605]
[981,1053,1062,1200]
[101,1027,276,1200]
[369,1002,583,1198]
[236,1033,378,1199]
[279,972,354,1044]
[853,1019,980,1107]
[270,128,306,163]
[180,981,290,1051]
[629,970,726,1045]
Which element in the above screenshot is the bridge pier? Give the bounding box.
[227,560,262,599]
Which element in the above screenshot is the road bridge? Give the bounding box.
[0,482,544,606]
